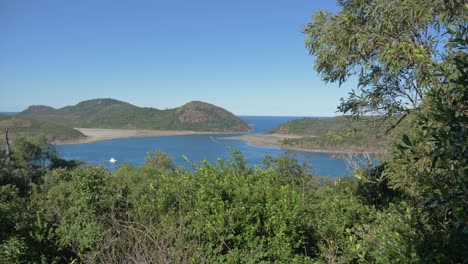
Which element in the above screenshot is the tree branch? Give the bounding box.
[385,113,408,134]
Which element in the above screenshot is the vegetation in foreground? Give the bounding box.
[1,0,466,262]
[0,134,466,263]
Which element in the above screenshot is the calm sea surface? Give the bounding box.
[56,116,353,178]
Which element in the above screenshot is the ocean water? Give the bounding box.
[56,116,355,178]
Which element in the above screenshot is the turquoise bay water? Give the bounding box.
[56,116,352,178]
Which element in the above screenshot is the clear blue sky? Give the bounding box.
[0,0,353,116]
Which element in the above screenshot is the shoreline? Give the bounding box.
[222,134,377,154]
[52,128,243,145]
[53,129,379,154]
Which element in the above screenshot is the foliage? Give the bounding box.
[344,203,423,263]
[353,162,402,208]
[0,136,57,194]
[303,0,467,262]
[0,184,26,242]
[0,135,370,262]
[383,25,468,262]
[0,135,465,262]
[0,137,82,263]
[145,148,175,171]
[304,0,466,117]
[309,181,377,263]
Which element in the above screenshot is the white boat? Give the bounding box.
[109,158,117,163]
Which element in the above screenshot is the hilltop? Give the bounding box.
[268,116,354,135]
[19,99,250,132]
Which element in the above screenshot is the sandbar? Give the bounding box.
[53,128,233,145]
[223,134,303,147]
[223,134,374,154]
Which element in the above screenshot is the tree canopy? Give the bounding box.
[304,0,467,118]
[305,0,467,262]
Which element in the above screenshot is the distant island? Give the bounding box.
[225,116,409,153]
[3,99,250,143]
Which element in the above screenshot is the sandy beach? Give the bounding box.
[223,134,375,154]
[53,128,231,145]
[223,134,303,148]
[54,129,376,154]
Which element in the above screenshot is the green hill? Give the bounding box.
[268,116,356,135]
[0,114,85,141]
[19,99,250,132]
[268,116,410,153]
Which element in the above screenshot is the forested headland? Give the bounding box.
[267,115,411,153]
[4,99,250,142]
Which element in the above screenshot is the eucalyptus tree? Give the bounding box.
[304,1,467,262]
[304,0,466,120]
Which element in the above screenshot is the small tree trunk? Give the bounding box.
[5,128,11,162]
